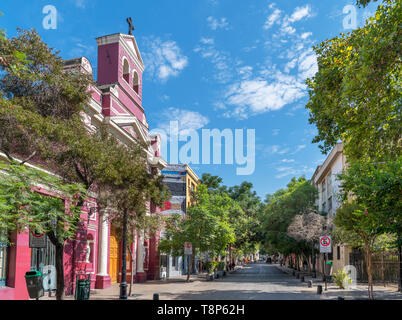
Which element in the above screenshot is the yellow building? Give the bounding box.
[185,165,201,210]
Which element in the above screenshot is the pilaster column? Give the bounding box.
[98,210,109,275]
[136,231,144,273]
[95,209,111,289]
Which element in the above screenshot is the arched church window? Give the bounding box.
[122,58,130,84]
[133,71,139,94]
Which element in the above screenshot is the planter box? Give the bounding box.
[206,274,214,281]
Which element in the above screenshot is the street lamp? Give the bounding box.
[120,207,128,300]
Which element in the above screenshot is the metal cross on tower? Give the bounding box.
[126,17,135,35]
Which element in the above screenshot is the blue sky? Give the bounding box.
[0,0,379,199]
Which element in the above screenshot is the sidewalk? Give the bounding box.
[275,265,402,300]
[40,271,232,300]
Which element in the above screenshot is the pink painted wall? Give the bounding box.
[0,231,31,300]
[97,35,146,123]
[97,43,119,85]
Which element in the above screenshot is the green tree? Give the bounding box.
[335,157,402,297]
[0,29,168,299]
[260,177,318,268]
[334,201,387,300]
[0,162,87,297]
[159,184,234,281]
[228,182,263,257]
[306,0,401,160]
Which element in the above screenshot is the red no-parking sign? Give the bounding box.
[319,236,332,253]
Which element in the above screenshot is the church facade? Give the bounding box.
[0,31,167,300]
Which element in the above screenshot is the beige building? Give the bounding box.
[311,143,351,276]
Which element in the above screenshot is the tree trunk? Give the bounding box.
[365,245,374,300]
[47,230,65,300]
[187,253,194,282]
[55,242,65,300]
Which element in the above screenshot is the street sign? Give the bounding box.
[29,230,47,248]
[184,242,192,255]
[319,236,332,253]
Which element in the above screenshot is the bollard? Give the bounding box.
[301,275,304,282]
[308,280,313,288]
[317,285,323,295]
[153,293,159,300]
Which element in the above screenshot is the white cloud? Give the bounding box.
[281,159,295,163]
[275,165,315,179]
[297,48,318,79]
[272,129,280,136]
[194,38,233,84]
[288,5,314,23]
[265,145,290,155]
[142,37,188,82]
[291,144,307,154]
[158,108,209,136]
[238,66,253,79]
[207,16,229,30]
[301,32,313,39]
[264,9,282,29]
[223,70,306,119]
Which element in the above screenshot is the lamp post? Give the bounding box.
[119,208,128,300]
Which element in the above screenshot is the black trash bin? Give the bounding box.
[25,271,44,299]
[75,274,91,300]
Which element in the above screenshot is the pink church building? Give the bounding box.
[0,31,167,300]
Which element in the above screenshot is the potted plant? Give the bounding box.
[204,261,216,281]
[333,269,352,289]
[217,261,226,278]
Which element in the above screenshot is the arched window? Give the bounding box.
[133,71,139,94]
[122,58,130,83]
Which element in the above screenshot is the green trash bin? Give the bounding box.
[25,271,44,299]
[75,274,91,300]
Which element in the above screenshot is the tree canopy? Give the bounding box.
[306,0,401,160]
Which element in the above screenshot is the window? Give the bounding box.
[327,173,332,195]
[337,246,341,260]
[123,58,130,84]
[133,71,139,94]
[0,233,7,286]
